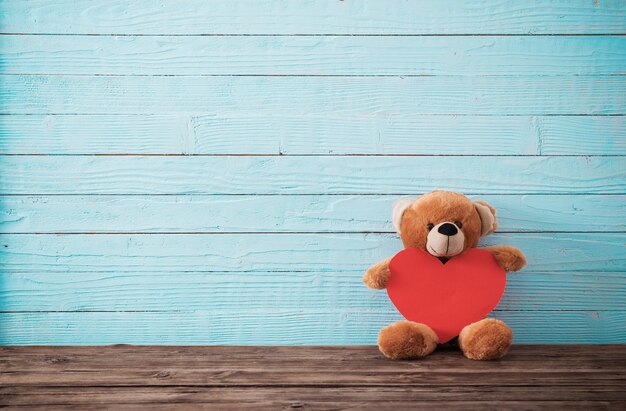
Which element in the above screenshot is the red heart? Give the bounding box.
[387,248,506,343]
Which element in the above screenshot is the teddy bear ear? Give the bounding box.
[392,199,414,234]
[474,200,498,236]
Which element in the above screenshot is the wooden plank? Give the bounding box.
[0,309,617,345]
[3,345,626,371]
[1,115,623,155]
[0,401,617,411]
[0,114,198,154]
[539,116,626,155]
[0,271,622,312]
[1,386,625,406]
[0,307,623,349]
[1,233,623,273]
[4,347,621,409]
[3,35,624,76]
[2,156,624,195]
[0,345,624,382]
[1,195,623,233]
[2,75,624,115]
[2,345,624,365]
[2,0,624,34]
[0,114,534,155]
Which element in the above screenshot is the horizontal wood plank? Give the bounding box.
[3,344,624,364]
[4,345,625,369]
[3,35,625,75]
[1,156,622,195]
[0,271,622,312]
[2,345,623,410]
[0,114,197,154]
[1,233,623,273]
[2,75,625,115]
[0,310,623,345]
[1,195,623,233]
[1,115,624,155]
[2,0,624,34]
[0,401,617,411]
[1,387,624,408]
[537,116,626,155]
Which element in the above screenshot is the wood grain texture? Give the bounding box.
[0,114,195,154]
[2,156,623,195]
[537,116,626,155]
[0,401,616,411]
[2,387,625,408]
[2,0,625,34]
[4,345,625,369]
[1,271,622,312]
[1,346,624,410]
[0,311,623,344]
[1,1,625,347]
[1,195,623,233]
[2,115,624,155]
[538,117,626,155]
[0,345,624,376]
[1,233,623,273]
[3,75,625,115]
[3,35,625,75]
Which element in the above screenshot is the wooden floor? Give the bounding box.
[1,345,625,410]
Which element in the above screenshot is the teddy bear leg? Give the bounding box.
[377,320,438,360]
[458,318,513,360]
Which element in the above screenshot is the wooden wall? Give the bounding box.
[0,0,624,344]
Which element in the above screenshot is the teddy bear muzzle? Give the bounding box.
[426,221,465,258]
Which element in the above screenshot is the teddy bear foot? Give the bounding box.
[377,320,438,360]
[459,318,513,360]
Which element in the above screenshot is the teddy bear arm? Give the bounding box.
[483,245,527,272]
[363,258,392,289]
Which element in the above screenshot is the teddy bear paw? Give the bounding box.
[490,246,527,272]
[503,253,526,272]
[378,321,438,360]
[363,260,391,289]
[459,318,513,360]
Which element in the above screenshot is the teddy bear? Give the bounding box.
[363,190,527,360]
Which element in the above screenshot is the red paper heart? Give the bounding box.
[387,248,506,343]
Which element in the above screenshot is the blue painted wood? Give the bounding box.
[3,75,624,115]
[1,233,623,273]
[1,271,622,312]
[1,156,623,194]
[0,115,196,154]
[3,36,624,75]
[2,0,624,34]
[1,195,623,233]
[2,115,624,155]
[537,116,626,155]
[0,1,624,345]
[0,310,623,345]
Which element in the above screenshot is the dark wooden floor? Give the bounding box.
[1,345,625,410]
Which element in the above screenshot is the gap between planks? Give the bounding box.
[3,231,625,234]
[1,154,625,157]
[3,33,626,36]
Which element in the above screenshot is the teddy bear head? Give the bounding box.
[392,190,497,259]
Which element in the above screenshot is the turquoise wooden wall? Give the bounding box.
[0,0,625,345]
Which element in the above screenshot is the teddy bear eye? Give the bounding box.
[427,223,434,231]
[454,221,463,229]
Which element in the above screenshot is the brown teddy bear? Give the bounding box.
[363,190,527,360]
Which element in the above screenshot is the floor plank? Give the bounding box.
[1,345,624,410]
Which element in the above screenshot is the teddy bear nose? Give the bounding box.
[438,223,458,236]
